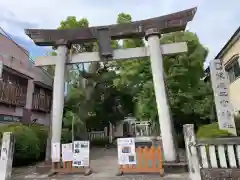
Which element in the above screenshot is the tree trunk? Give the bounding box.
[85,62,100,100]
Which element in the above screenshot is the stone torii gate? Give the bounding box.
[25,7,197,162]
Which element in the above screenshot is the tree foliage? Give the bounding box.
[56,16,134,134]
[112,13,213,134]
[53,13,213,136]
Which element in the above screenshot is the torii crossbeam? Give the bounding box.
[25,7,196,46]
[25,7,197,163]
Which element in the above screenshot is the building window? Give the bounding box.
[225,54,240,83]
[0,115,21,122]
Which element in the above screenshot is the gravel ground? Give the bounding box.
[11,148,190,180]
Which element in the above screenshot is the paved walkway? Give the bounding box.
[11,148,190,180]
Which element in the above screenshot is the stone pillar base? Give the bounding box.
[22,108,32,124]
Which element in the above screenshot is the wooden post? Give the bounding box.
[72,115,75,142]
[104,126,108,137]
[183,124,201,180]
[109,122,113,144]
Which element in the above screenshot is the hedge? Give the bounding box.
[0,123,87,166]
[196,123,234,139]
[30,124,48,159]
[0,123,41,166]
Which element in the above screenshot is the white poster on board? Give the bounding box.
[51,142,60,162]
[117,138,136,165]
[62,143,73,162]
[72,141,90,167]
[209,59,237,135]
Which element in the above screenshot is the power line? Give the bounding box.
[0,26,53,80]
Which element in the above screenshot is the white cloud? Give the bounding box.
[0,0,239,68]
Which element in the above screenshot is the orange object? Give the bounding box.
[119,146,164,176]
[51,159,89,175]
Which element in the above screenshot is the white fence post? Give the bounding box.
[183,124,201,180]
[0,132,15,180]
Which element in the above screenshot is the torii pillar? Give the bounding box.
[146,28,176,161]
[51,40,69,144]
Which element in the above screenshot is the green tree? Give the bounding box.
[57,16,94,53]
[112,13,213,135]
[59,15,133,133]
[161,32,212,132]
[85,65,134,130]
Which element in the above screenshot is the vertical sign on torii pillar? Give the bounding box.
[25,7,197,162]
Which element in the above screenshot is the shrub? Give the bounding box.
[61,128,72,143]
[90,137,109,147]
[196,123,234,139]
[234,115,240,135]
[0,123,40,166]
[29,124,48,160]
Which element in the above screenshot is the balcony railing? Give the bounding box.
[32,93,51,112]
[0,81,26,106]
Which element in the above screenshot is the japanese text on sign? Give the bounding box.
[209,59,236,135]
[72,141,90,167]
[117,138,137,165]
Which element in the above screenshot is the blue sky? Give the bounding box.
[0,0,239,68]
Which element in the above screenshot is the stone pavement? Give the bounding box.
[11,173,190,180]
[11,148,190,180]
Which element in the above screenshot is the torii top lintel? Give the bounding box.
[25,7,197,47]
